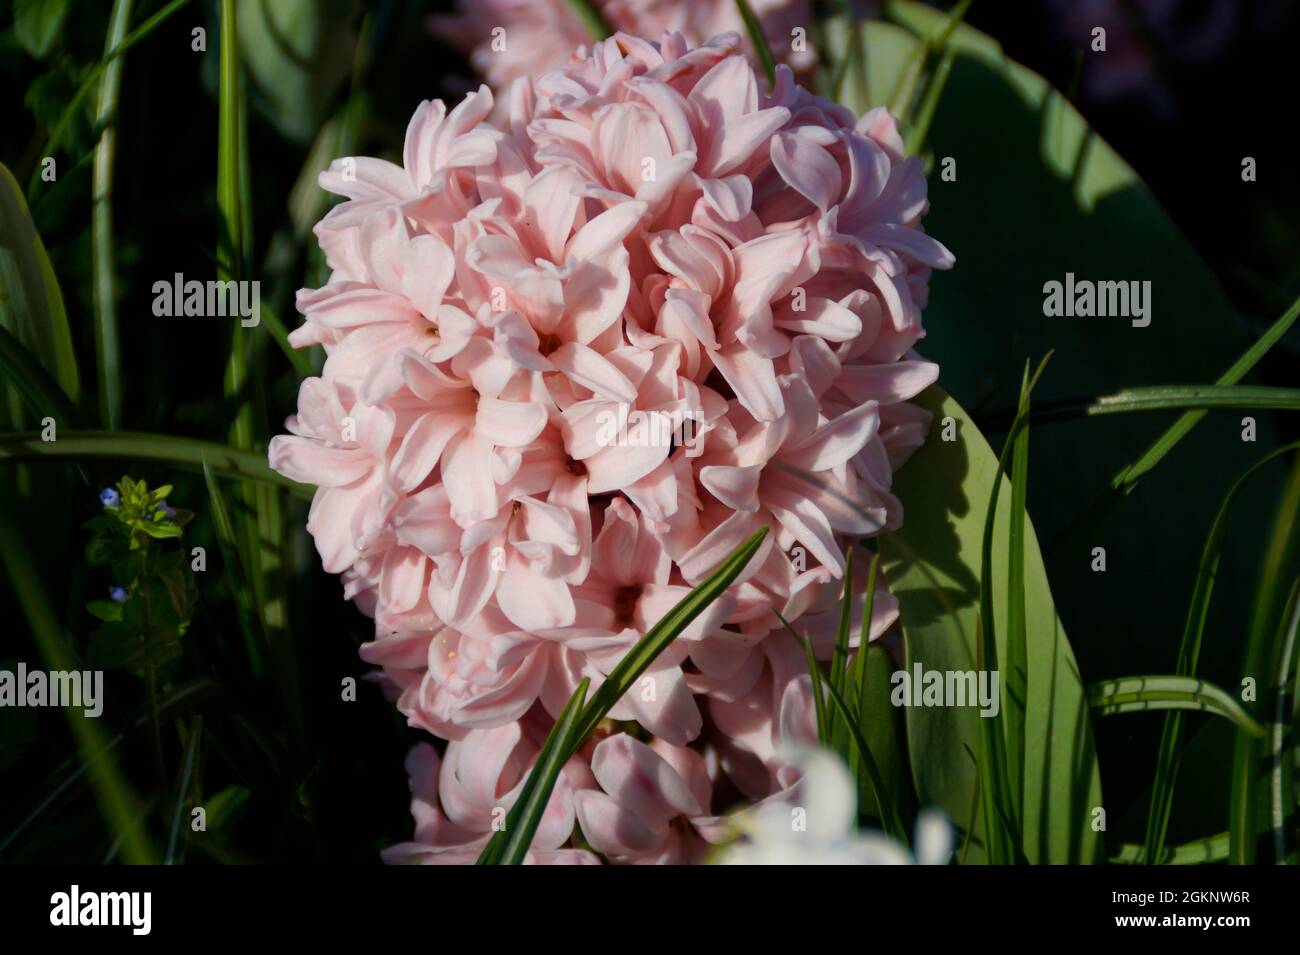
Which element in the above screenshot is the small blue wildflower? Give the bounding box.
[99,487,121,508]
[110,586,129,603]
[157,501,176,520]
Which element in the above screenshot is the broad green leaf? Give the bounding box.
[849,639,914,825]
[871,2,1281,711]
[880,387,1103,863]
[0,162,80,408]
[0,323,81,426]
[14,0,71,60]
[236,0,356,146]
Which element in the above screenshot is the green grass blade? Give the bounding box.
[90,0,134,430]
[480,535,764,862]
[1087,675,1266,737]
[0,163,80,407]
[0,430,311,497]
[1268,579,1300,862]
[0,508,154,863]
[1113,290,1300,491]
[1231,456,1300,862]
[202,458,265,677]
[982,385,1300,432]
[164,716,202,865]
[830,546,855,694]
[826,546,855,747]
[0,680,217,857]
[25,0,192,195]
[260,300,314,379]
[817,671,909,845]
[884,0,972,122]
[1003,363,1032,838]
[493,679,589,865]
[1144,441,1300,863]
[1110,831,1229,865]
[976,356,1049,862]
[801,630,831,747]
[565,0,612,40]
[479,527,768,863]
[218,0,252,449]
[854,552,881,717]
[733,0,777,88]
[847,552,881,791]
[903,46,954,154]
[569,527,769,746]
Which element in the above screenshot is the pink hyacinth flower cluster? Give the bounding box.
[431,0,817,94]
[269,31,952,864]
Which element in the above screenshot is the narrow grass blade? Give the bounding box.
[818,672,909,845]
[826,545,855,745]
[801,630,831,747]
[202,458,265,677]
[1269,578,1300,862]
[1110,831,1229,865]
[218,0,253,450]
[260,300,314,379]
[1113,290,1300,491]
[976,355,1049,861]
[565,0,613,39]
[164,716,202,865]
[1231,457,1300,862]
[0,430,311,497]
[478,527,769,863]
[0,680,216,856]
[854,552,881,718]
[847,551,881,790]
[1087,675,1266,737]
[733,0,777,88]
[0,509,154,863]
[26,0,192,195]
[885,0,972,122]
[1144,441,1300,863]
[90,0,134,430]
[1003,363,1032,836]
[493,679,589,865]
[570,527,769,746]
[983,385,1300,432]
[903,46,954,154]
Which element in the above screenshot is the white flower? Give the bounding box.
[715,748,953,865]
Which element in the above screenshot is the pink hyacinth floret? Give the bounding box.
[430,0,819,95]
[269,30,952,864]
